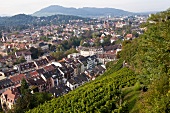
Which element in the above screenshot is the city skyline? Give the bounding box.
[0,0,170,16]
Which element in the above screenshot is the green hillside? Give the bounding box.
[26,10,170,113]
[27,67,136,113]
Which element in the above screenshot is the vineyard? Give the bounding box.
[27,10,170,113]
[27,67,137,113]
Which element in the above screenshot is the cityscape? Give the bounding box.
[0,1,169,113]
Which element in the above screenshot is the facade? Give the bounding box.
[1,87,20,109]
[14,62,36,74]
[78,46,104,57]
[15,51,32,62]
[9,74,26,86]
[0,79,14,94]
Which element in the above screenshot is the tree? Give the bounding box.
[21,79,29,95]
[64,48,78,56]
[30,47,38,59]
[94,38,101,47]
[14,56,26,65]
[49,44,56,52]
[132,31,139,38]
[50,51,64,61]
[30,47,44,59]
[31,92,52,107]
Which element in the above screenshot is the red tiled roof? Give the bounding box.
[10,74,26,83]
[44,65,55,72]
[29,71,39,77]
[126,34,133,38]
[3,88,20,102]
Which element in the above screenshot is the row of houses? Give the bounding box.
[77,44,122,64]
[0,54,105,110]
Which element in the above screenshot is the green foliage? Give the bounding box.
[26,68,136,113]
[40,36,50,42]
[51,48,77,61]
[48,44,56,52]
[120,10,170,112]
[30,47,44,59]
[137,74,170,113]
[14,56,26,65]
[103,59,123,76]
[31,92,52,107]
[120,10,170,84]
[11,80,52,113]
[0,14,91,31]
[50,51,64,61]
[20,79,29,95]
[106,61,115,69]
[133,82,141,91]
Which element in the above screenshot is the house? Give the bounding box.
[40,71,55,91]
[0,69,19,77]
[14,62,36,74]
[0,79,14,94]
[77,46,104,57]
[86,55,98,70]
[57,62,73,80]
[97,52,117,64]
[79,55,98,70]
[29,71,40,78]
[95,65,106,75]
[36,68,46,75]
[34,58,49,69]
[43,55,55,63]
[76,73,90,84]
[67,53,80,58]
[104,45,121,52]
[84,70,96,80]
[9,74,26,86]
[15,51,32,62]
[27,76,47,93]
[70,61,81,76]
[1,87,20,109]
[124,34,133,40]
[66,79,79,90]
[43,65,63,86]
[49,85,71,98]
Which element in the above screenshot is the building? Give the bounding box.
[9,74,26,86]
[34,58,49,69]
[15,51,32,62]
[14,62,36,74]
[0,79,14,94]
[1,87,20,109]
[77,46,104,57]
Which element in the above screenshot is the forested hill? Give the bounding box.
[26,9,170,113]
[32,5,134,17]
[0,14,91,31]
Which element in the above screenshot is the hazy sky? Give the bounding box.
[0,0,170,15]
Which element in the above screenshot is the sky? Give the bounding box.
[0,0,170,15]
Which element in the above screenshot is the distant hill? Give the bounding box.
[0,14,91,31]
[32,5,134,17]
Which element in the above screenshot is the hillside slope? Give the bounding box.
[26,59,137,113]
[27,9,170,113]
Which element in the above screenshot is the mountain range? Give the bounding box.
[32,5,134,17]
